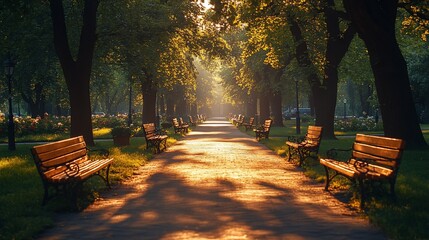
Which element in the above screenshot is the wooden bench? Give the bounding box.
[196,114,202,123]
[198,114,206,122]
[285,125,323,166]
[172,118,188,134]
[253,119,272,141]
[242,117,255,131]
[143,123,168,153]
[232,114,241,126]
[188,115,196,126]
[236,115,245,127]
[179,117,190,132]
[31,136,113,207]
[319,134,405,208]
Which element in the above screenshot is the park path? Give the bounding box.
[37,118,386,240]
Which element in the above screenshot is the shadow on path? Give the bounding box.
[37,118,386,239]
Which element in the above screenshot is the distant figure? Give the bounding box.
[362,111,368,118]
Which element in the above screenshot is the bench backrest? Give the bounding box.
[263,119,272,132]
[179,117,185,125]
[305,126,323,145]
[143,123,160,140]
[239,115,245,123]
[172,118,180,128]
[31,136,88,178]
[189,115,194,124]
[352,134,405,170]
[248,117,254,125]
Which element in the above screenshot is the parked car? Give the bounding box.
[283,108,311,119]
[92,112,106,117]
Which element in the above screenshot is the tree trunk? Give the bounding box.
[246,90,257,117]
[343,0,427,149]
[259,91,270,122]
[49,0,98,145]
[141,83,157,124]
[166,92,175,118]
[21,83,45,118]
[175,97,187,117]
[159,93,166,115]
[271,91,284,127]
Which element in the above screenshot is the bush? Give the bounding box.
[0,115,70,137]
[334,117,383,132]
[110,126,132,137]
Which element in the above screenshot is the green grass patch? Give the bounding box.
[0,129,181,240]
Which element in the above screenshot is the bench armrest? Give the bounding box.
[353,158,370,173]
[64,162,80,177]
[326,148,352,159]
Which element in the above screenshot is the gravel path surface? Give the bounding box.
[37,118,386,240]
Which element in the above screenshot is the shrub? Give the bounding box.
[110,126,132,137]
[334,117,383,132]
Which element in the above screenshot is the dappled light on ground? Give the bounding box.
[39,119,385,239]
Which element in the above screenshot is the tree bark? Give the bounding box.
[271,90,283,127]
[343,0,427,149]
[166,92,175,118]
[246,90,257,117]
[49,0,98,145]
[259,91,271,122]
[141,77,157,124]
[21,82,45,118]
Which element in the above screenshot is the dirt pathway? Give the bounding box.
[38,118,385,239]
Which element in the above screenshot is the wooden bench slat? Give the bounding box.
[74,158,114,180]
[319,159,358,178]
[41,149,88,168]
[348,159,394,177]
[36,142,87,162]
[32,136,85,154]
[353,142,403,160]
[352,151,397,168]
[355,134,405,149]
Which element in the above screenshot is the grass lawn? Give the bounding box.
[239,122,429,240]
[1,121,428,239]
[0,128,183,240]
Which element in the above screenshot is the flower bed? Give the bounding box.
[334,117,383,132]
[0,114,135,138]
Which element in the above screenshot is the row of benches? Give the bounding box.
[230,114,271,140]
[231,116,406,208]
[31,115,204,208]
[285,127,404,208]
